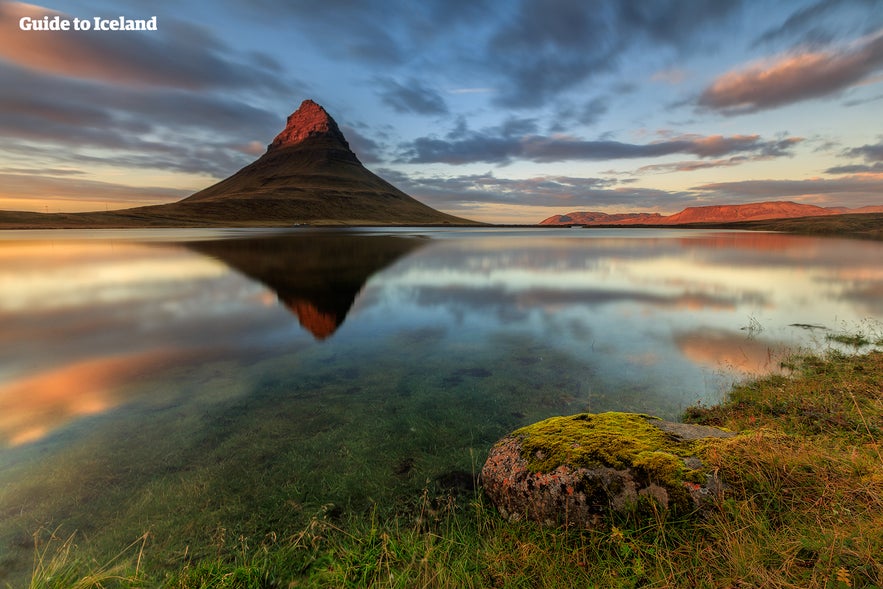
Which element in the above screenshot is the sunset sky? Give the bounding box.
[1,0,883,223]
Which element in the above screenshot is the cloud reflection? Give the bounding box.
[674,329,787,374]
[0,350,183,446]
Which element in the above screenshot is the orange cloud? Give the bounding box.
[0,3,146,85]
[700,30,883,113]
[0,2,280,91]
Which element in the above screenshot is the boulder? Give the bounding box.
[481,412,734,528]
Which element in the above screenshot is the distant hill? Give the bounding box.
[540,201,883,226]
[0,100,480,228]
[541,211,663,225]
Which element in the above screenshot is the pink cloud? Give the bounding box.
[699,30,883,113]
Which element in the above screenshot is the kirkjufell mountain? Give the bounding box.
[176,100,477,225]
[0,100,479,227]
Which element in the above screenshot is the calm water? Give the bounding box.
[1,227,881,581]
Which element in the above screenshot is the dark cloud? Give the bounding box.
[0,2,288,93]
[824,138,883,173]
[699,30,883,114]
[825,163,883,174]
[0,62,288,177]
[377,168,697,211]
[754,0,883,46]
[340,125,384,163]
[233,0,495,66]
[487,0,743,107]
[403,123,801,164]
[232,0,743,108]
[693,176,883,207]
[844,139,883,162]
[377,78,449,115]
[0,173,190,206]
[551,97,609,131]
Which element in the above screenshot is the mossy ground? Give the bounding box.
[18,349,882,588]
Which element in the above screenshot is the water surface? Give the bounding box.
[1,227,881,581]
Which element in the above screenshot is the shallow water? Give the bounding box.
[1,227,881,581]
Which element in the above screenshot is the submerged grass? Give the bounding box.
[16,350,883,588]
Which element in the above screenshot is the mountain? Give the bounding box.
[540,212,663,225]
[657,201,837,224]
[169,100,476,225]
[539,201,871,226]
[0,100,479,228]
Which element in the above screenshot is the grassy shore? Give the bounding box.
[21,349,883,588]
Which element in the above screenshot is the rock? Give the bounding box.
[268,99,350,152]
[480,412,733,528]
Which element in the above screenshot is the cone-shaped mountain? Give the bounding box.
[176,99,477,225]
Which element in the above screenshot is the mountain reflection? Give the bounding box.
[183,232,427,339]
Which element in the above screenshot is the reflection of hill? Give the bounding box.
[184,232,426,339]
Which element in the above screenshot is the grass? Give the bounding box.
[16,350,883,588]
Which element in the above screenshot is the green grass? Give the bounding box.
[17,350,883,588]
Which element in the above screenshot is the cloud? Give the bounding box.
[403,123,801,164]
[377,168,697,212]
[825,163,883,174]
[844,139,883,161]
[377,78,449,115]
[550,97,609,130]
[237,0,744,109]
[699,29,883,114]
[638,157,751,173]
[340,125,384,163]
[487,0,743,107]
[824,138,883,173]
[0,2,288,92]
[754,0,883,46]
[0,62,289,177]
[0,173,190,208]
[693,175,883,207]
[233,0,494,66]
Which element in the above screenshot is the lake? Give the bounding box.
[1,227,881,582]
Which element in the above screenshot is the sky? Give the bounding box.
[1,0,883,223]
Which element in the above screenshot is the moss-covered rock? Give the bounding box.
[481,412,733,528]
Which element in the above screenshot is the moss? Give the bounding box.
[632,451,686,483]
[513,412,698,480]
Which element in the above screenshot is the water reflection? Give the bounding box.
[0,228,881,584]
[183,232,427,339]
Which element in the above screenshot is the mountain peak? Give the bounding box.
[268,99,350,151]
